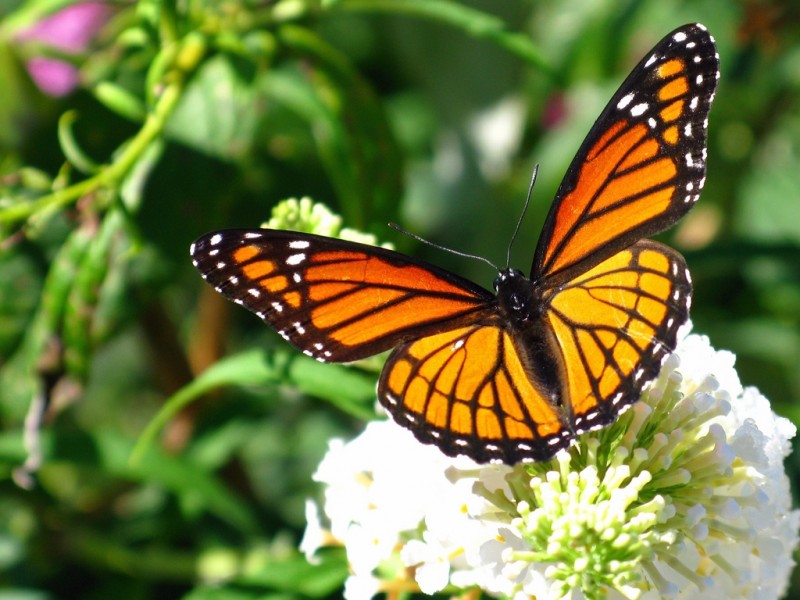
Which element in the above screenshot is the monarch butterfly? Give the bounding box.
[191,24,719,464]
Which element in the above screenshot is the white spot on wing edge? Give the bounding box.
[210,234,223,246]
[289,240,310,249]
[617,93,635,110]
[287,253,306,266]
[244,232,263,239]
[630,103,648,117]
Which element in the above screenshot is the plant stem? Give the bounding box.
[1,45,195,226]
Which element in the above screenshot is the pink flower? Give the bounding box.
[540,91,568,130]
[16,2,111,97]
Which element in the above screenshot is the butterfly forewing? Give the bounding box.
[190,229,495,362]
[544,240,691,431]
[533,23,719,285]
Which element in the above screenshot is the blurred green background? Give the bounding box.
[1,0,799,598]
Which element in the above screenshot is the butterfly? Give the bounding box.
[190,24,719,464]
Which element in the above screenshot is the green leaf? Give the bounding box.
[132,349,376,465]
[0,249,42,361]
[57,111,101,174]
[66,429,259,531]
[166,54,262,160]
[0,225,94,420]
[0,589,50,600]
[0,41,41,150]
[94,81,146,122]
[276,25,404,227]
[735,139,800,243]
[180,550,347,598]
[334,0,550,73]
[236,550,348,597]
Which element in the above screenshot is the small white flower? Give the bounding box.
[343,572,382,600]
[299,499,326,563]
[401,534,452,594]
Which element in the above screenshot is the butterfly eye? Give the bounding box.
[493,268,524,291]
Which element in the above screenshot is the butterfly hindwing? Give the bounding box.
[190,229,494,362]
[545,240,691,432]
[533,23,719,284]
[378,323,573,464]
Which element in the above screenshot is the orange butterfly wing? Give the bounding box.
[519,23,719,446]
[533,24,719,285]
[190,229,494,362]
[544,240,691,433]
[378,324,572,463]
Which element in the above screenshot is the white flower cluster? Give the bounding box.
[301,332,799,599]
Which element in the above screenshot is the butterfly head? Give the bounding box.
[494,267,541,322]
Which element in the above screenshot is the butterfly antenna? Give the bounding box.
[389,223,500,272]
[506,163,539,269]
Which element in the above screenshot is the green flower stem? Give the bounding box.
[0,41,200,226]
